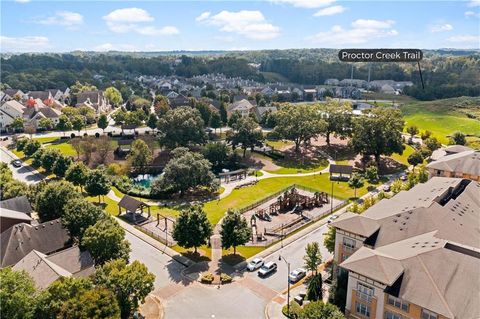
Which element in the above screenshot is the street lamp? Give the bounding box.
[278,255,291,317]
[331,181,334,214]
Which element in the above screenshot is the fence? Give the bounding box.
[237,185,296,214]
[135,226,176,247]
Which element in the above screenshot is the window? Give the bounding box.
[385,312,402,319]
[357,282,374,302]
[343,237,356,249]
[387,295,409,312]
[356,302,370,317]
[421,309,438,319]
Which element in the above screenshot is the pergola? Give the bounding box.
[329,164,353,181]
[118,195,151,223]
[218,169,248,183]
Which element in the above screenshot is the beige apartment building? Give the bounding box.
[330,177,480,319]
[427,150,480,181]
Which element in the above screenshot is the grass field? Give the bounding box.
[402,97,480,146]
[203,173,370,224]
[45,142,77,157]
[33,137,60,144]
[390,144,416,166]
[265,140,294,151]
[260,71,290,83]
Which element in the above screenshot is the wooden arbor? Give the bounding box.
[118,195,151,223]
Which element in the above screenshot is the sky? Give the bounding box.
[1,0,479,52]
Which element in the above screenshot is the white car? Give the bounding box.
[247,258,264,271]
[289,268,306,283]
[327,214,339,223]
[382,184,391,192]
[258,261,277,277]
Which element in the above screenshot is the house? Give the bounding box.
[0,100,25,130]
[166,91,179,99]
[303,86,317,101]
[169,95,191,108]
[23,104,62,128]
[426,150,480,181]
[255,106,277,121]
[228,99,255,118]
[330,177,480,319]
[13,246,95,289]
[76,90,109,114]
[380,84,396,94]
[325,79,340,86]
[27,91,52,102]
[0,219,70,268]
[430,145,472,161]
[0,196,33,233]
[2,89,26,101]
[261,87,275,97]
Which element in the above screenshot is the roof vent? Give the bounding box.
[421,245,426,248]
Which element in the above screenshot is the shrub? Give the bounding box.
[200,272,214,284]
[220,273,232,284]
[71,133,76,138]
[23,139,42,157]
[282,301,302,319]
[16,138,28,152]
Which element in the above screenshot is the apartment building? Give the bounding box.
[330,177,480,319]
[427,150,480,181]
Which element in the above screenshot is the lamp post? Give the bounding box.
[331,181,334,214]
[278,255,291,317]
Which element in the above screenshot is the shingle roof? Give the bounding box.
[330,212,379,238]
[0,196,33,215]
[427,150,480,176]
[0,208,32,222]
[77,91,103,104]
[118,195,149,212]
[0,219,70,267]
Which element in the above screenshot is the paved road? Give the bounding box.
[0,147,43,184]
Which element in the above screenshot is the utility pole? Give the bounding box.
[279,255,291,317]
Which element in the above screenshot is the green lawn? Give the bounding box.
[33,137,60,144]
[266,140,294,151]
[390,144,415,166]
[45,142,77,157]
[402,97,480,145]
[203,173,369,224]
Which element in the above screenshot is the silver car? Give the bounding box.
[289,268,306,283]
[247,258,264,271]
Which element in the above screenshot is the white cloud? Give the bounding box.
[467,0,480,7]
[447,34,480,44]
[271,0,335,8]
[103,8,178,36]
[430,23,453,33]
[196,12,211,22]
[1,36,50,52]
[308,19,398,46]
[313,5,346,16]
[39,11,84,27]
[198,10,280,40]
[93,43,137,51]
[465,10,480,18]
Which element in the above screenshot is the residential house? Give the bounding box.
[261,87,275,97]
[2,89,26,101]
[166,91,179,99]
[303,86,317,101]
[330,177,480,319]
[380,84,396,95]
[0,100,25,130]
[228,99,255,118]
[169,94,191,108]
[430,145,472,161]
[426,150,480,181]
[0,196,33,233]
[13,246,95,289]
[23,103,62,128]
[76,90,109,114]
[325,79,340,86]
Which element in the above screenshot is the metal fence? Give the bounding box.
[135,226,176,247]
[237,185,296,214]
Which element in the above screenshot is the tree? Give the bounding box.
[94,259,155,319]
[52,155,73,177]
[35,277,93,319]
[59,288,120,319]
[95,136,114,164]
[406,125,419,138]
[71,115,86,134]
[425,137,441,151]
[63,198,106,241]
[173,206,213,253]
[323,227,336,255]
[0,268,37,319]
[319,100,353,146]
[299,301,345,319]
[112,109,127,126]
[127,139,153,173]
[227,110,241,127]
[420,130,432,140]
[70,138,82,159]
[407,151,424,168]
[306,274,323,302]
[157,107,206,148]
[303,242,322,276]
[38,117,54,131]
[82,217,131,265]
[85,169,111,203]
[36,180,80,221]
[105,86,123,107]
[350,108,404,165]
[81,137,97,165]
[364,165,378,183]
[203,142,230,171]
[56,114,72,136]
[227,117,263,157]
[40,148,62,172]
[0,178,29,201]
[124,111,143,132]
[65,162,88,191]
[348,173,364,199]
[31,149,44,167]
[209,111,222,133]
[195,100,212,125]
[329,270,348,312]
[147,113,158,132]
[97,114,109,134]
[273,104,326,152]
[220,210,252,255]
[154,94,170,117]
[153,148,216,196]
[219,102,228,125]
[23,139,41,157]
[450,131,466,145]
[10,116,24,131]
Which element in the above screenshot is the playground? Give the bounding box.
[243,187,342,245]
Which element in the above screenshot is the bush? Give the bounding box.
[282,301,302,319]
[71,133,76,138]
[200,272,214,284]
[16,138,28,151]
[220,273,232,283]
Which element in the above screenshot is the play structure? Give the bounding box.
[263,187,329,216]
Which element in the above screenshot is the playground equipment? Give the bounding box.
[266,187,329,215]
[255,209,272,221]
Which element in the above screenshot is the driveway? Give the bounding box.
[0,147,44,184]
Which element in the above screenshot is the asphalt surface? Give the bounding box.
[0,147,43,184]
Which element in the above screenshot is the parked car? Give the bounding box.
[289,268,306,283]
[400,174,407,181]
[247,258,264,271]
[382,184,391,192]
[11,159,22,168]
[258,262,277,277]
[327,214,339,223]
